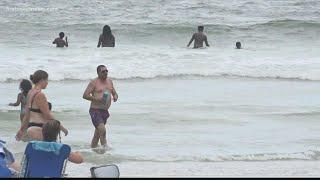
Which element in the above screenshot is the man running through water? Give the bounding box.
[83,65,118,152]
[187,26,210,48]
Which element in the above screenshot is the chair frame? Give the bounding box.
[90,164,120,178]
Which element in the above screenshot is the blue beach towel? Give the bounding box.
[30,141,63,155]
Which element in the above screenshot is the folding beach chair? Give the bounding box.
[19,141,71,178]
[0,139,16,178]
[0,140,11,178]
[90,164,120,178]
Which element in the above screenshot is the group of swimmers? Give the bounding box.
[52,25,115,48]
[53,25,242,49]
[3,64,118,177]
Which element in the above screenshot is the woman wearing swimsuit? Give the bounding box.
[15,70,68,141]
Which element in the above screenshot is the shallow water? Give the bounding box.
[1,0,320,177]
[1,77,320,176]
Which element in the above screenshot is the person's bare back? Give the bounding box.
[187,26,210,48]
[192,32,209,48]
[98,34,115,47]
[53,38,67,47]
[97,25,115,47]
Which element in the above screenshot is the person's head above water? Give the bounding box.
[102,25,112,37]
[97,64,108,79]
[42,119,61,142]
[59,32,65,39]
[198,26,204,32]
[236,42,241,49]
[30,70,49,89]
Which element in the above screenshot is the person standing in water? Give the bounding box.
[15,70,68,141]
[187,26,210,48]
[97,25,115,47]
[9,79,32,141]
[9,79,32,122]
[83,65,118,152]
[52,32,68,47]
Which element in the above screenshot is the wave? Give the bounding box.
[76,19,320,29]
[1,19,319,34]
[83,150,320,163]
[268,111,320,117]
[112,73,318,82]
[1,73,318,83]
[252,19,320,29]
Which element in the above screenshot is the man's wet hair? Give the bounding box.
[198,26,204,31]
[59,32,65,38]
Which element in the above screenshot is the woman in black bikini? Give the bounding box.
[16,70,68,141]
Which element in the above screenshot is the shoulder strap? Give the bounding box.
[30,91,41,109]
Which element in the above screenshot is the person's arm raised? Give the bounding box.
[65,36,68,47]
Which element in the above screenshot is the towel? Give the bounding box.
[30,141,63,156]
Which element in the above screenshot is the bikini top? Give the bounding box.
[29,92,52,113]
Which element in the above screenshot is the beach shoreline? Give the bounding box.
[66,160,320,177]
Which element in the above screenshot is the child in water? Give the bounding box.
[9,79,32,122]
[9,79,32,142]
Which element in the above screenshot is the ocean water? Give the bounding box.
[0,0,320,177]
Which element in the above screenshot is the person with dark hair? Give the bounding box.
[15,70,68,141]
[236,42,242,49]
[9,79,32,142]
[187,26,210,48]
[53,32,68,47]
[97,25,115,47]
[41,120,83,164]
[9,79,32,122]
[83,65,118,153]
